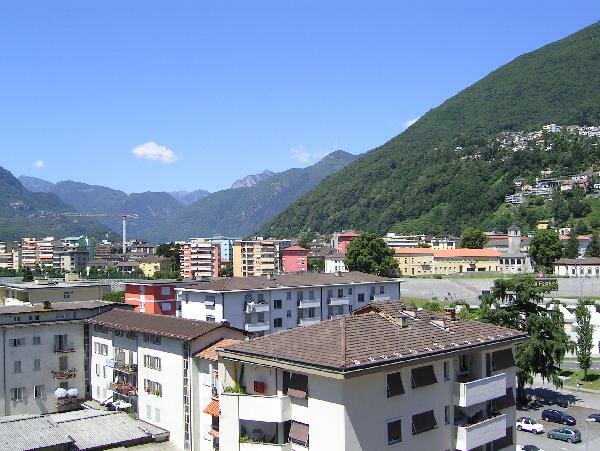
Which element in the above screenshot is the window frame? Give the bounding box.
[387,417,403,445]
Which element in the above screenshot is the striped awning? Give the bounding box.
[203,399,220,416]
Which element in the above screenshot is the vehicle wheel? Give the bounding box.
[517,425,522,431]
[567,438,574,443]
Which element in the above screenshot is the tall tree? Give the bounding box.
[574,300,594,379]
[585,233,600,258]
[156,242,182,271]
[344,233,398,276]
[529,229,563,272]
[460,227,489,248]
[563,233,580,259]
[21,266,34,282]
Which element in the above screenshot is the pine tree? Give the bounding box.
[585,233,600,258]
[563,233,580,259]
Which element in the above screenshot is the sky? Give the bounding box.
[0,1,598,194]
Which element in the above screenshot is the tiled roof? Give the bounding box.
[338,231,359,238]
[394,248,502,258]
[87,309,224,341]
[555,258,600,265]
[222,301,526,372]
[394,248,434,255]
[181,271,398,292]
[195,338,242,361]
[203,399,220,416]
[0,300,123,315]
[282,245,308,252]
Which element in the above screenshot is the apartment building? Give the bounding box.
[233,240,282,277]
[88,309,245,450]
[281,246,309,273]
[0,242,18,270]
[332,231,359,254]
[0,279,110,306]
[0,300,128,416]
[20,237,38,267]
[217,300,526,451]
[394,248,502,276]
[554,257,600,277]
[138,255,171,278]
[180,241,221,280]
[384,234,459,250]
[324,252,348,273]
[196,236,239,263]
[58,248,90,273]
[124,280,194,315]
[36,236,57,268]
[177,272,401,336]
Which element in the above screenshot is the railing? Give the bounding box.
[221,392,291,422]
[54,344,76,353]
[299,317,320,326]
[455,414,507,451]
[246,302,270,313]
[245,322,270,333]
[114,363,138,374]
[298,299,321,309]
[111,382,138,397]
[240,443,292,450]
[56,397,79,407]
[454,373,507,408]
[52,369,77,380]
[328,297,350,306]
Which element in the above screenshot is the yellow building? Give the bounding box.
[536,220,552,230]
[138,256,171,278]
[394,248,502,276]
[233,240,281,277]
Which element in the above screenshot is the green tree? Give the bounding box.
[585,233,600,257]
[298,231,316,250]
[574,300,594,380]
[460,227,489,248]
[529,229,563,272]
[563,233,580,259]
[308,257,325,273]
[221,262,233,277]
[344,233,398,276]
[156,242,181,271]
[21,267,34,282]
[102,291,124,303]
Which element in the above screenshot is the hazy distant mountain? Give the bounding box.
[169,189,211,206]
[231,170,275,189]
[18,175,54,193]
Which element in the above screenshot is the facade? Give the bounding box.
[0,300,128,416]
[20,238,38,267]
[139,255,171,278]
[554,258,600,277]
[58,248,90,273]
[124,281,194,315]
[196,236,239,263]
[281,246,309,273]
[88,309,245,450]
[0,280,111,306]
[180,241,221,280]
[384,234,459,250]
[324,252,348,273]
[394,248,502,276]
[36,237,57,268]
[0,242,18,270]
[218,300,526,451]
[334,231,359,254]
[232,240,281,277]
[177,272,401,336]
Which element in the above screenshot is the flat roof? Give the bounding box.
[1,281,110,290]
[0,300,121,315]
[394,248,502,258]
[555,257,600,265]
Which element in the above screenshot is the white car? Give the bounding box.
[516,417,545,434]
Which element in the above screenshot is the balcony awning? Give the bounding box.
[412,410,437,435]
[493,387,516,410]
[289,421,309,446]
[203,399,220,417]
[492,349,515,371]
[411,365,437,388]
[286,372,308,399]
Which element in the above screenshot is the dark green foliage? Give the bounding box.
[156,242,181,271]
[529,230,563,272]
[574,299,594,379]
[102,291,125,303]
[221,262,233,277]
[344,233,398,276]
[563,233,580,259]
[586,233,600,257]
[460,227,488,249]
[152,271,181,280]
[21,267,34,282]
[308,257,324,273]
[259,23,600,237]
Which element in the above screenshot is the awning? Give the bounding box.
[289,421,309,446]
[411,365,437,388]
[412,410,437,435]
[203,399,220,416]
[492,349,515,371]
[494,387,516,410]
[287,373,308,399]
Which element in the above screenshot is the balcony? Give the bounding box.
[246,302,270,313]
[299,317,320,327]
[240,443,291,451]
[111,382,138,397]
[455,414,507,451]
[221,393,291,423]
[329,314,344,320]
[298,299,320,309]
[56,397,79,407]
[54,344,76,353]
[454,373,507,408]
[328,297,350,306]
[114,363,138,374]
[372,294,390,301]
[52,369,77,380]
[245,322,270,333]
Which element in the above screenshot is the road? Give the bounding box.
[561,361,600,371]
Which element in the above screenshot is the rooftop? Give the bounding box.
[180,271,399,292]
[195,338,242,361]
[0,280,110,290]
[221,300,526,373]
[394,248,502,258]
[281,245,308,252]
[0,300,123,315]
[555,257,600,265]
[87,309,228,341]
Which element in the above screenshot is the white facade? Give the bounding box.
[554,259,600,277]
[324,255,347,273]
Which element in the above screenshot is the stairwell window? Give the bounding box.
[144,334,161,345]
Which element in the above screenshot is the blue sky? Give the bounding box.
[0,1,597,193]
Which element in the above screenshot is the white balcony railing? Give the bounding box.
[299,317,320,326]
[246,303,270,313]
[221,393,291,423]
[240,443,292,451]
[454,373,507,408]
[298,299,321,309]
[245,322,270,333]
[329,297,350,306]
[372,294,390,301]
[455,414,507,451]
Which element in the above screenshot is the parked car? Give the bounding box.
[516,417,544,434]
[588,413,600,422]
[516,446,543,451]
[541,409,576,425]
[547,427,581,443]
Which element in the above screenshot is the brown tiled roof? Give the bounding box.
[203,399,219,417]
[87,309,224,341]
[222,301,527,372]
[195,338,241,361]
[181,271,398,292]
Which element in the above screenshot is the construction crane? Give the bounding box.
[58,212,139,253]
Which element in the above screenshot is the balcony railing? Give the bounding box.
[328,297,350,306]
[111,382,138,397]
[298,299,320,309]
[455,414,507,451]
[56,397,79,407]
[221,393,291,423]
[52,369,77,380]
[299,317,320,326]
[246,302,270,313]
[54,344,76,353]
[245,322,270,333]
[454,373,506,408]
[372,294,390,301]
[114,363,138,374]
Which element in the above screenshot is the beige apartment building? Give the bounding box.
[233,240,281,277]
[0,280,110,306]
[394,248,502,276]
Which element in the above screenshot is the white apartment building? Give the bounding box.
[232,240,283,277]
[554,257,600,277]
[217,301,526,451]
[180,240,221,279]
[324,253,348,273]
[88,309,245,450]
[177,272,402,336]
[20,237,38,267]
[0,300,127,416]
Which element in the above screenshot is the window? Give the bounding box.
[34,359,41,371]
[308,290,315,300]
[358,293,365,302]
[296,291,303,302]
[96,364,101,377]
[33,336,41,345]
[386,372,404,397]
[274,318,283,328]
[14,361,22,373]
[126,331,136,339]
[94,343,108,356]
[491,349,515,371]
[283,372,308,399]
[444,405,450,425]
[287,310,292,318]
[380,285,385,294]
[443,361,449,381]
[412,410,437,435]
[327,289,333,299]
[307,307,316,318]
[274,299,282,309]
[143,334,161,345]
[257,312,265,323]
[10,338,25,347]
[411,365,437,388]
[206,315,215,322]
[12,316,21,322]
[96,386,101,398]
[155,408,160,422]
[144,355,162,370]
[11,387,24,401]
[161,287,170,296]
[387,418,402,445]
[459,355,469,374]
[63,292,70,300]
[34,385,45,399]
[286,292,291,301]
[114,329,124,337]
[144,379,162,397]
[337,288,344,298]
[289,421,309,447]
[94,325,108,334]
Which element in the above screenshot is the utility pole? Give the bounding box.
[122,215,127,254]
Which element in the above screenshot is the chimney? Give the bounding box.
[43,300,52,310]
[334,271,342,277]
[444,307,457,321]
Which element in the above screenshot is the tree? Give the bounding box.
[156,242,181,271]
[479,276,573,398]
[529,229,563,272]
[102,291,124,303]
[563,233,580,259]
[344,233,398,276]
[460,227,488,248]
[298,231,316,250]
[308,257,324,273]
[221,262,233,277]
[585,233,600,257]
[21,267,34,282]
[574,299,594,380]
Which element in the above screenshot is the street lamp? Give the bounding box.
[586,417,594,451]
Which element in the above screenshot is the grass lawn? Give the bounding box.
[559,369,600,391]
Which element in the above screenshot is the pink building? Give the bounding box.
[337,231,359,254]
[281,245,309,272]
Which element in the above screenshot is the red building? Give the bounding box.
[337,231,359,254]
[281,245,309,273]
[123,281,193,316]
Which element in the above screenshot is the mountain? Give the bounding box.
[259,22,600,237]
[231,170,275,189]
[142,150,358,241]
[0,167,111,241]
[18,175,54,193]
[169,189,210,206]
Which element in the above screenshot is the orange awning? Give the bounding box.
[203,399,220,416]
